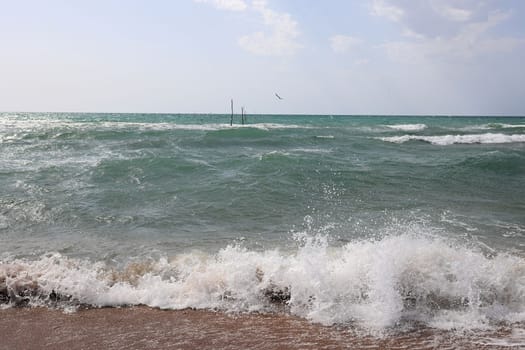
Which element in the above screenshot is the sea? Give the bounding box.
[1,112,525,336]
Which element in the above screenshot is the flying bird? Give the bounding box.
[275,93,284,100]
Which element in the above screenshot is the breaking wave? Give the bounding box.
[379,133,525,145]
[384,124,427,132]
[483,123,525,130]
[2,234,525,332]
[453,123,525,132]
[0,117,310,135]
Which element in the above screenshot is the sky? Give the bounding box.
[1,0,524,115]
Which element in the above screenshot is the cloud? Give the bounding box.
[370,0,494,39]
[383,12,525,64]
[370,0,404,22]
[194,0,247,12]
[195,0,301,56]
[330,35,362,54]
[435,5,472,22]
[371,1,525,63]
[238,0,301,56]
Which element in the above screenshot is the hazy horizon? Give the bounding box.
[2,111,524,117]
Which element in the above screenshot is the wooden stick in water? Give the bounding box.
[230,99,234,126]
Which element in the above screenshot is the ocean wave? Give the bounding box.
[0,118,311,134]
[453,123,525,132]
[2,234,525,332]
[379,133,525,145]
[486,123,525,129]
[257,150,292,161]
[255,148,332,160]
[291,148,332,154]
[384,124,427,132]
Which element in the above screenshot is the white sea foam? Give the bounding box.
[496,124,525,128]
[257,150,292,160]
[255,148,331,160]
[384,124,427,132]
[99,122,309,131]
[379,133,525,145]
[0,118,310,133]
[455,123,525,132]
[2,234,525,332]
[482,123,525,129]
[291,148,332,154]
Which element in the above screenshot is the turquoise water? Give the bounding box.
[1,112,525,330]
[2,113,524,257]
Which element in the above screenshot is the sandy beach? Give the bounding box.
[1,307,522,349]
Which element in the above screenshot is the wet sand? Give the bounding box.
[0,307,522,349]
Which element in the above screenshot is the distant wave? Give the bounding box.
[0,122,313,145]
[0,118,312,134]
[257,150,292,160]
[291,147,332,154]
[379,133,525,145]
[455,123,525,132]
[2,234,525,332]
[486,123,525,129]
[198,123,313,131]
[255,148,331,160]
[384,124,427,132]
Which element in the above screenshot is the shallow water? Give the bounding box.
[3,307,525,349]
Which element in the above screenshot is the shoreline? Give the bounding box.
[1,306,523,349]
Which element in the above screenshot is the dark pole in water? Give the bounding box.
[230,99,234,126]
[241,106,245,125]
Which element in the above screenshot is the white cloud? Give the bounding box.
[194,0,247,12]
[382,11,525,64]
[238,0,301,56]
[368,0,525,65]
[196,0,301,56]
[330,35,362,54]
[402,29,425,39]
[369,0,496,39]
[370,0,404,22]
[435,5,472,22]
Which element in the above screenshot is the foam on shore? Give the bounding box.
[2,233,525,333]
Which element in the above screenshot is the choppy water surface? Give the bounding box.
[1,112,525,334]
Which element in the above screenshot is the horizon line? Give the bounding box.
[1,111,524,118]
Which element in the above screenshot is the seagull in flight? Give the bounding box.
[275,93,284,100]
